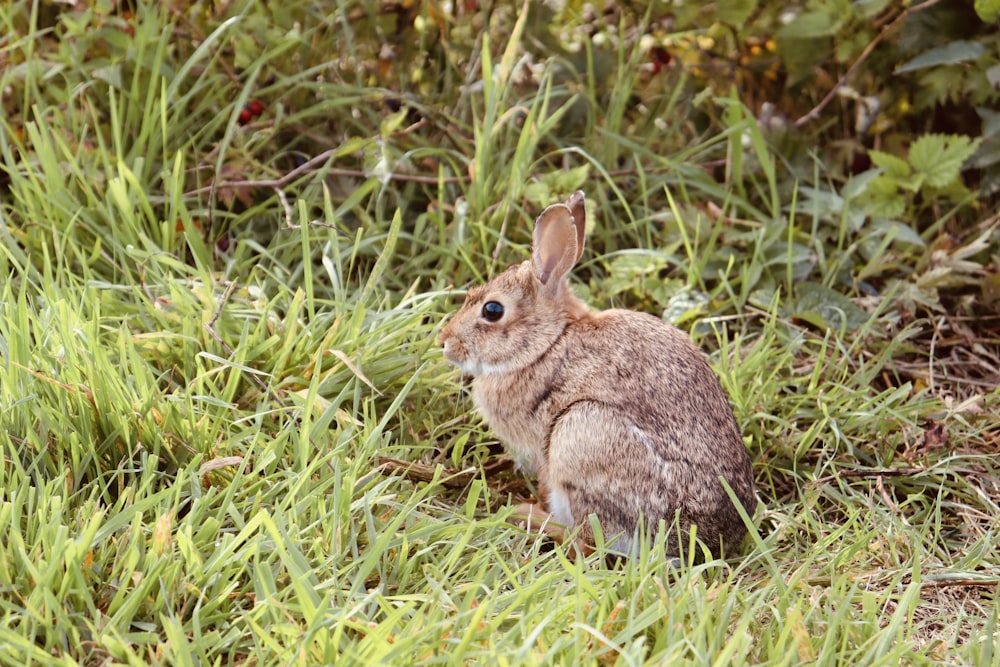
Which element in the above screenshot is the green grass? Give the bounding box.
[1,1,998,665]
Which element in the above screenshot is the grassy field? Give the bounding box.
[1,2,998,665]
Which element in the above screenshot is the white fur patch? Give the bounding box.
[547,484,575,527]
[474,360,512,375]
[445,353,510,377]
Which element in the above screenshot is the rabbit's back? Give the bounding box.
[473,308,756,555]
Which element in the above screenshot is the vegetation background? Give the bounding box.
[1,0,998,664]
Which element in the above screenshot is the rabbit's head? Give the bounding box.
[439,191,590,376]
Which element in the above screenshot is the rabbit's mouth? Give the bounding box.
[443,352,484,377]
[441,342,510,377]
[441,338,476,374]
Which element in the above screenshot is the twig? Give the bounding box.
[838,467,926,478]
[186,153,695,202]
[377,456,514,488]
[185,149,468,198]
[811,467,926,486]
[203,281,284,406]
[184,152,693,202]
[793,0,945,128]
[198,456,245,475]
[186,148,340,197]
[275,186,293,228]
[928,314,946,391]
[919,578,999,589]
[876,474,903,518]
[10,362,98,412]
[205,280,238,331]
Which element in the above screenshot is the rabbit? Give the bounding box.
[438,191,757,558]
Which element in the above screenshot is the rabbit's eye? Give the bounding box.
[481,301,505,322]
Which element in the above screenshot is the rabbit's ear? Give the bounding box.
[565,191,587,264]
[532,202,578,290]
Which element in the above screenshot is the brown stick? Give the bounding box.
[793,0,945,128]
[184,147,468,198]
[377,456,514,488]
[203,280,284,406]
[919,578,1000,589]
[810,467,926,486]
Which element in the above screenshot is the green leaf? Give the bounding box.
[868,151,911,180]
[967,135,1000,170]
[553,164,591,193]
[608,252,665,276]
[895,41,986,74]
[841,170,880,201]
[380,108,410,137]
[976,107,1000,139]
[852,0,892,19]
[791,283,870,331]
[523,180,553,208]
[987,64,1000,89]
[859,175,907,219]
[908,134,982,188]
[867,152,924,192]
[777,10,845,39]
[601,252,667,295]
[524,166,591,208]
[717,0,759,26]
[92,63,123,88]
[975,0,1000,22]
[871,220,925,247]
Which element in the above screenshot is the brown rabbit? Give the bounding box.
[438,191,756,558]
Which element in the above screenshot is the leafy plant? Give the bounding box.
[861,134,982,220]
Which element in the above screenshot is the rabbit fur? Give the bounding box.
[438,191,756,558]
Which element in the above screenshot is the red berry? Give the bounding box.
[650,47,671,74]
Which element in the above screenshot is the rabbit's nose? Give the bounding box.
[439,335,466,367]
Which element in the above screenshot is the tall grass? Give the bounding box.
[0,1,997,664]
